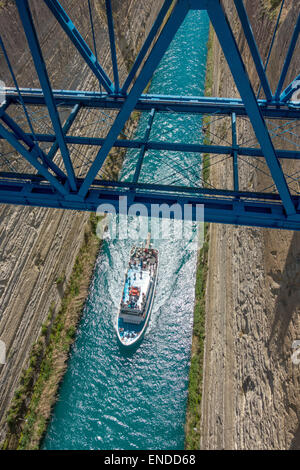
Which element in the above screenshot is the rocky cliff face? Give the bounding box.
[0,0,163,442]
[201,0,300,449]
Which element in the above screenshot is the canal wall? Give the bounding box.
[201,0,300,449]
[0,0,164,445]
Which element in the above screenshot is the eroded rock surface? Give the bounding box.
[201,0,300,450]
[0,0,163,443]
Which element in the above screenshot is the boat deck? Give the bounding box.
[117,243,158,346]
[123,267,150,309]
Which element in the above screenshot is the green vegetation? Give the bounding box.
[263,0,283,20]
[55,272,65,286]
[270,0,282,10]
[185,24,213,450]
[2,86,141,447]
[201,25,214,187]
[204,27,214,98]
[2,213,102,450]
[0,0,12,10]
[185,225,209,450]
[202,115,211,186]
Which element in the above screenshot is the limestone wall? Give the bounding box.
[0,0,164,442]
[201,0,300,449]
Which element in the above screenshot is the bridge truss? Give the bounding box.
[0,0,300,229]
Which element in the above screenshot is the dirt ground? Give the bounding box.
[201,0,300,449]
[0,0,164,444]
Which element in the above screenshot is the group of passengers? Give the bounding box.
[129,247,158,272]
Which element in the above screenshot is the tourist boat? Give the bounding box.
[116,234,158,347]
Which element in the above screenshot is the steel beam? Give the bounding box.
[0,174,282,200]
[121,0,173,94]
[0,100,9,119]
[2,131,300,160]
[15,0,77,192]
[231,112,239,191]
[78,0,190,199]
[0,0,299,231]
[47,104,80,162]
[207,0,296,217]
[275,14,300,100]
[0,122,69,196]
[0,178,299,230]
[132,108,156,184]
[1,112,67,180]
[234,0,273,101]
[5,88,300,119]
[105,0,119,94]
[43,0,114,94]
[280,73,300,102]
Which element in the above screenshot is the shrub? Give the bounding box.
[270,0,281,9]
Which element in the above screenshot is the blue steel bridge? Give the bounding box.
[0,0,300,230]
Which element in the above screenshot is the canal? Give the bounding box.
[43,10,209,450]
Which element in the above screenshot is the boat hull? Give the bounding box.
[116,253,158,348]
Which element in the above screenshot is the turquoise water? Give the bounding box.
[43,11,209,450]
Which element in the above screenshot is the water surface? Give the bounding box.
[43,10,209,450]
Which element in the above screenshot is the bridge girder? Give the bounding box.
[0,0,299,229]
